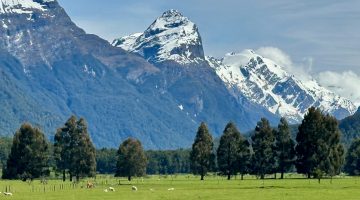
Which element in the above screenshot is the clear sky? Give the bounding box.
[57,0,360,104]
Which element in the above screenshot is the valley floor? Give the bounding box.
[1,175,360,200]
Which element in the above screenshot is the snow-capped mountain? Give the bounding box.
[207,50,357,122]
[112,9,205,65]
[0,0,54,14]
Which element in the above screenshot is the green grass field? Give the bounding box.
[1,175,360,200]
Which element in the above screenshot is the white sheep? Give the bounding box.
[167,188,175,191]
[104,189,108,193]
[109,187,115,192]
[3,192,13,196]
[132,186,138,191]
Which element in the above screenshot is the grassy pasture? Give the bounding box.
[1,175,360,200]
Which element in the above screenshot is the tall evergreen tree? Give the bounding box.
[296,107,344,182]
[345,138,360,175]
[251,118,275,179]
[190,122,214,180]
[237,134,251,180]
[296,107,322,178]
[54,116,75,181]
[69,118,96,181]
[115,138,147,181]
[274,118,296,179]
[2,123,50,181]
[217,122,241,180]
[54,116,96,182]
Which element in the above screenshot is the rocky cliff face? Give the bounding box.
[207,50,357,123]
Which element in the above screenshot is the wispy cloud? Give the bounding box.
[317,71,360,106]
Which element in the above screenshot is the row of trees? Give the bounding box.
[1,115,148,182]
[1,107,360,181]
[190,107,345,182]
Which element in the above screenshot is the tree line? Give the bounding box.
[1,107,360,182]
[190,107,354,182]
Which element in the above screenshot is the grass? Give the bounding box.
[1,174,360,200]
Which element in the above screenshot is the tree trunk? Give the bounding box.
[62,170,66,182]
[227,173,231,180]
[307,173,311,179]
[260,174,264,179]
[128,176,132,181]
[280,172,284,179]
[69,174,73,182]
[241,174,244,180]
[318,178,321,184]
[201,174,204,181]
[274,173,277,179]
[76,175,80,182]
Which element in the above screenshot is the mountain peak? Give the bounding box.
[0,0,55,14]
[161,9,183,18]
[113,9,205,65]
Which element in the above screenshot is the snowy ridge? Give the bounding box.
[207,50,357,122]
[112,9,205,65]
[0,0,54,14]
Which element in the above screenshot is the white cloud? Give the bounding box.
[256,46,313,81]
[317,71,360,106]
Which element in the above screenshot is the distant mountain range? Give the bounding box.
[0,2,357,149]
[114,9,356,124]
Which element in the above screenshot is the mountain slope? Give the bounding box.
[0,1,208,149]
[207,50,357,123]
[339,107,360,146]
[113,10,279,135]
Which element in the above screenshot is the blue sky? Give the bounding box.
[57,0,360,103]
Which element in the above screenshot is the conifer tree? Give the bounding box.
[274,117,296,179]
[2,123,50,181]
[296,107,344,182]
[54,116,96,182]
[217,122,241,180]
[190,122,214,180]
[345,138,360,175]
[251,118,275,179]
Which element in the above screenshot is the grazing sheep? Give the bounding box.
[167,188,175,191]
[3,192,13,196]
[104,189,108,193]
[132,186,138,191]
[109,187,115,192]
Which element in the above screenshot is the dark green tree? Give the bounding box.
[190,122,214,180]
[217,122,241,180]
[0,137,12,169]
[251,118,275,179]
[115,138,147,181]
[96,148,117,174]
[69,118,96,181]
[296,107,322,178]
[296,107,344,182]
[54,116,96,182]
[237,134,251,180]
[274,118,296,179]
[345,138,360,175]
[2,123,50,181]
